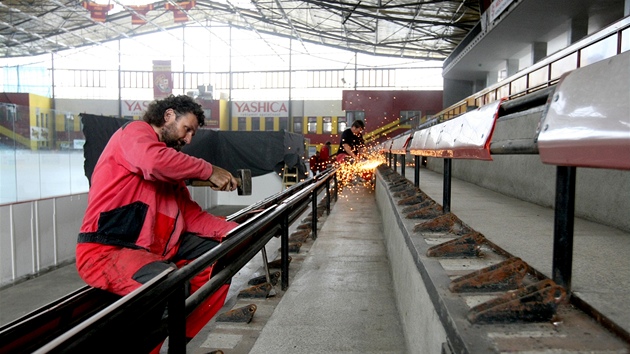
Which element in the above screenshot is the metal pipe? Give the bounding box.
[414,155,420,188]
[311,186,318,240]
[400,154,405,177]
[325,179,331,215]
[443,159,452,213]
[281,211,289,290]
[552,166,576,291]
[186,226,280,313]
[167,285,186,354]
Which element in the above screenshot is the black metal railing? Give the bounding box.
[0,168,338,354]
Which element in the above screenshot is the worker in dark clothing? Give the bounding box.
[336,120,365,163]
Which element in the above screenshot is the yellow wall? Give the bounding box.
[228,116,286,131]
[219,99,229,130]
[28,93,52,150]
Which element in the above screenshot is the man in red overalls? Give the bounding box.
[76,94,238,345]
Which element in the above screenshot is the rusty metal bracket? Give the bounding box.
[393,189,418,199]
[397,193,428,205]
[248,271,280,286]
[287,242,302,253]
[406,203,443,219]
[387,176,407,185]
[215,304,257,323]
[289,229,310,243]
[402,199,435,213]
[413,212,470,234]
[237,283,273,298]
[427,232,486,258]
[267,256,291,269]
[467,279,567,324]
[297,223,311,230]
[301,215,315,223]
[449,257,528,292]
[390,183,413,193]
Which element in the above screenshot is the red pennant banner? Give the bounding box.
[153,60,173,99]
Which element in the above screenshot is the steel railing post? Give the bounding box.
[311,186,318,240]
[414,155,420,188]
[552,166,576,291]
[325,179,331,215]
[400,154,405,177]
[443,158,452,213]
[333,173,338,202]
[167,285,187,354]
[281,211,290,290]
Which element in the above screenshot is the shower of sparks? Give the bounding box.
[335,149,386,192]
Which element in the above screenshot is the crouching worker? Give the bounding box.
[76,94,238,345]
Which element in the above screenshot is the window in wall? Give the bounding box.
[498,69,508,81]
[294,117,303,133]
[337,116,347,133]
[279,117,288,131]
[64,113,74,131]
[400,110,421,128]
[0,104,16,122]
[265,117,274,131]
[346,111,364,126]
[238,117,246,131]
[251,117,260,131]
[307,116,317,134]
[322,116,332,134]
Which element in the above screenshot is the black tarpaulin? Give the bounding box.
[81,113,307,184]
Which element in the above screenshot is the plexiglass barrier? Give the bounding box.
[0,103,89,205]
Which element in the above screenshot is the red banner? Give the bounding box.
[81,1,113,22]
[152,60,173,99]
[129,4,154,25]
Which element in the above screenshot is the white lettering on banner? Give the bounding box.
[233,101,288,116]
[122,100,151,116]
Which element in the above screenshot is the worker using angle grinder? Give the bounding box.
[76,94,238,343]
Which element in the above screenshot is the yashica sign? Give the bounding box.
[122,100,151,116]
[232,101,288,117]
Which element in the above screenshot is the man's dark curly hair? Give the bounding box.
[142,94,205,127]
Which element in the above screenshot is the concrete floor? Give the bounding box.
[190,184,407,354]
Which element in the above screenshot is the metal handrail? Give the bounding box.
[435,16,630,122]
[0,168,338,353]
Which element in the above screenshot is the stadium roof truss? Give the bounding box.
[0,0,480,60]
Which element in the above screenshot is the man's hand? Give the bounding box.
[208,166,238,191]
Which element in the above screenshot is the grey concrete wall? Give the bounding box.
[376,180,448,354]
[425,107,630,232]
